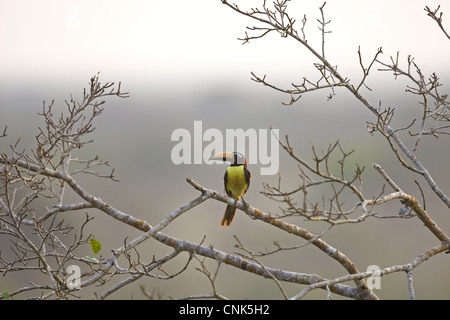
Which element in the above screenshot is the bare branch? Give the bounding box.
[221,0,450,208]
[425,5,450,40]
[234,235,289,299]
[291,243,448,299]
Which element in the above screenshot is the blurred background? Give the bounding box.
[1,0,449,299]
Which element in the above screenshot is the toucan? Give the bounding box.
[209,152,251,227]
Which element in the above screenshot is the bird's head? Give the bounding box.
[209,152,247,166]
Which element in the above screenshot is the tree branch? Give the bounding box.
[425,5,450,40]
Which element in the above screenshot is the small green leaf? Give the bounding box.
[2,291,10,300]
[89,238,102,254]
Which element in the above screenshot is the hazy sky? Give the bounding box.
[1,0,449,85]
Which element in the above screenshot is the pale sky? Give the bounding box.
[1,0,449,85]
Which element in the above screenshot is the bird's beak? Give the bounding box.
[209,152,234,162]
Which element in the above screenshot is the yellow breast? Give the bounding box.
[226,166,248,199]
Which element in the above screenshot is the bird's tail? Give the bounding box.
[220,204,237,227]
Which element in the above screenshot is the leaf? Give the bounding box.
[89,238,102,254]
[2,291,10,300]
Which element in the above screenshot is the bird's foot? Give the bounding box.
[241,197,249,209]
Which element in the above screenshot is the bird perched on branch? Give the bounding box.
[210,152,251,227]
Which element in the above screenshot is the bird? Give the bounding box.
[209,152,251,227]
